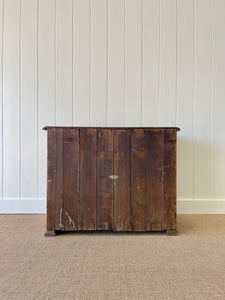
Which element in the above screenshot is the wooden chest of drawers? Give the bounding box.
[43,127,180,236]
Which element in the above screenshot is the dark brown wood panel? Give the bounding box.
[62,128,80,230]
[46,128,56,231]
[147,130,164,231]
[131,129,164,231]
[113,129,131,231]
[96,129,113,230]
[44,126,179,236]
[46,128,63,231]
[80,128,97,230]
[131,129,147,231]
[164,129,177,230]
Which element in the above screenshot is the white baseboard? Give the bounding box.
[0,198,46,213]
[177,199,225,214]
[0,198,225,214]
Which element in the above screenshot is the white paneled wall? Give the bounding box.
[0,0,225,213]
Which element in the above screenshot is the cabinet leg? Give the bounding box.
[44,230,56,237]
[166,229,178,236]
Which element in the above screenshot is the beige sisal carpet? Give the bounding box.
[0,215,225,300]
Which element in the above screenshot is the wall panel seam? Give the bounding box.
[211,0,214,200]
[89,0,92,126]
[123,0,126,126]
[106,0,109,126]
[140,0,143,126]
[175,0,178,126]
[19,0,22,200]
[158,0,161,126]
[72,0,74,125]
[54,0,56,125]
[193,0,196,201]
[37,0,39,200]
[1,0,4,199]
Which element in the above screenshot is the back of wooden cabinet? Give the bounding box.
[45,127,177,235]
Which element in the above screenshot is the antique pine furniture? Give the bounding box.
[43,127,180,236]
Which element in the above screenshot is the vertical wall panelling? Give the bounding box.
[38,0,55,199]
[90,0,107,126]
[107,0,124,126]
[124,0,142,126]
[73,0,90,126]
[20,0,38,198]
[55,0,73,125]
[2,0,21,198]
[194,0,212,200]
[159,0,177,126]
[142,0,160,126]
[0,0,3,199]
[1,0,225,213]
[176,0,194,200]
[212,0,225,200]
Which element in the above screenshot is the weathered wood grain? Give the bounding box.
[131,129,148,231]
[80,128,97,230]
[44,126,179,236]
[96,129,113,230]
[164,129,177,230]
[113,129,131,231]
[62,128,79,230]
[131,129,164,231]
[46,128,56,232]
[146,130,164,231]
[46,128,63,232]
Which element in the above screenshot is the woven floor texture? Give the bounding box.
[0,215,225,300]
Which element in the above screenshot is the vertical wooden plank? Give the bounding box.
[46,128,63,231]
[73,0,90,126]
[131,129,147,231]
[20,0,37,199]
[46,129,56,231]
[113,129,131,231]
[194,0,212,200]
[80,128,97,230]
[142,0,160,126]
[131,129,163,231]
[212,0,225,200]
[159,0,176,126]
[164,129,177,230]
[0,0,3,199]
[2,0,20,198]
[38,0,55,200]
[108,0,124,126]
[62,128,79,230]
[147,130,164,231]
[53,128,63,231]
[90,0,107,126]
[176,0,194,201]
[131,129,164,231]
[124,0,142,126]
[55,0,72,125]
[96,129,113,230]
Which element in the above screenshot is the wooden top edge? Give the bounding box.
[43,126,181,131]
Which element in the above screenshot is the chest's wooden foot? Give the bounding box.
[166,229,178,236]
[44,230,56,237]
